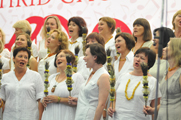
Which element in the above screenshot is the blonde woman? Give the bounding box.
[12,20,38,58]
[172,10,181,38]
[0,28,10,59]
[39,16,62,60]
[38,29,68,80]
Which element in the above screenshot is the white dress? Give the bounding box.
[75,67,108,120]
[69,37,84,57]
[114,51,134,80]
[113,73,161,120]
[38,39,48,60]
[0,56,10,71]
[77,56,91,80]
[38,54,57,80]
[41,72,84,120]
[149,59,169,83]
[0,68,44,120]
[11,42,38,58]
[105,37,117,65]
[132,40,153,53]
[0,48,10,59]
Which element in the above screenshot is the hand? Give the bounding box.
[68,96,78,105]
[42,95,59,107]
[143,106,154,115]
[107,107,115,117]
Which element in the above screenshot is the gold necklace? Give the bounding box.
[125,79,141,100]
[51,74,66,93]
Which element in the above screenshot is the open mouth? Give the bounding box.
[58,62,62,65]
[69,30,73,33]
[135,62,139,67]
[20,62,25,65]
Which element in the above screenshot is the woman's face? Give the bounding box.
[83,48,96,68]
[133,52,148,70]
[15,35,27,48]
[115,36,128,54]
[46,18,58,31]
[13,51,29,69]
[174,14,181,29]
[68,21,80,38]
[153,31,159,49]
[14,28,22,36]
[47,32,61,49]
[133,24,144,38]
[98,20,111,35]
[162,41,171,60]
[86,38,98,45]
[56,51,67,70]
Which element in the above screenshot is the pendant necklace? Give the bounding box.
[51,74,66,93]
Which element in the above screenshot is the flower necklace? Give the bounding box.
[51,74,66,93]
[125,79,141,100]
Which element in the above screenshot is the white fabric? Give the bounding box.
[41,72,84,120]
[0,68,44,120]
[149,59,169,83]
[142,40,153,48]
[38,54,57,80]
[11,42,38,58]
[113,73,161,120]
[0,56,10,71]
[0,48,10,59]
[75,67,108,120]
[105,37,117,64]
[114,51,134,80]
[38,39,48,60]
[69,37,84,57]
[77,56,91,80]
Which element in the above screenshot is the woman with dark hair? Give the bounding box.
[10,33,38,72]
[77,32,105,80]
[132,18,153,53]
[114,32,135,80]
[144,38,181,120]
[68,16,88,57]
[98,17,117,64]
[38,29,68,80]
[108,47,161,120]
[172,9,181,38]
[69,43,110,120]
[39,16,62,60]
[41,49,84,120]
[0,47,44,120]
[149,27,175,83]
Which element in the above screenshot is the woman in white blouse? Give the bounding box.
[0,47,44,120]
[108,47,161,120]
[68,16,88,57]
[69,43,110,120]
[41,49,84,120]
[38,29,68,80]
[39,16,62,60]
[114,32,135,80]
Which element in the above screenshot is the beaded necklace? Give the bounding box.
[168,66,177,71]
[125,78,141,100]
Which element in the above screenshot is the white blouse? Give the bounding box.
[38,39,48,60]
[41,72,84,120]
[114,73,161,120]
[38,54,57,80]
[0,56,10,71]
[114,51,134,80]
[69,37,84,57]
[0,68,44,120]
[0,48,10,59]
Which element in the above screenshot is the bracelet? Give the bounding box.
[57,97,61,103]
[104,108,107,111]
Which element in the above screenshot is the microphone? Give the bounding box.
[153,40,156,46]
[46,26,50,37]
